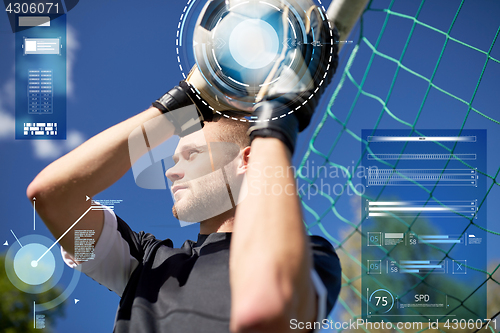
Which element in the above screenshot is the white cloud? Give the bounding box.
[3,77,14,103]
[0,108,15,138]
[65,130,85,149]
[32,130,85,159]
[0,76,15,138]
[31,139,63,159]
[66,24,80,99]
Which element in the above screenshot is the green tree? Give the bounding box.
[0,254,66,333]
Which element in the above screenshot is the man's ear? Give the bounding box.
[237,146,251,175]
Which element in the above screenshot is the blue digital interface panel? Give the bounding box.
[15,13,66,140]
[361,129,487,322]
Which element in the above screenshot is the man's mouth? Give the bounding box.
[172,184,188,195]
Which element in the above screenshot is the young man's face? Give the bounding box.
[165,122,244,222]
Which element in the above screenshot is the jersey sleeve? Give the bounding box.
[60,205,160,297]
[309,235,342,319]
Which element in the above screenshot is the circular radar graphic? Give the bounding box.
[13,243,56,286]
[176,0,333,118]
[5,234,81,311]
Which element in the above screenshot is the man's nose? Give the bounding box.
[165,164,184,182]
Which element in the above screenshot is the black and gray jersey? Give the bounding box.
[61,206,342,333]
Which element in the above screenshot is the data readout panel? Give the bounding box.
[361,129,486,322]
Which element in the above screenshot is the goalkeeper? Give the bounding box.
[27,2,341,332]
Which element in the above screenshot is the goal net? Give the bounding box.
[298,0,500,331]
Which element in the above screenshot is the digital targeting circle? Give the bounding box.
[5,234,64,294]
[180,0,333,116]
[5,234,81,311]
[13,243,56,285]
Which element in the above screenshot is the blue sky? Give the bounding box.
[0,0,499,332]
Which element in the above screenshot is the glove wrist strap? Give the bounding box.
[152,81,214,136]
[152,85,192,114]
[248,101,299,154]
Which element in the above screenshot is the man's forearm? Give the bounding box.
[27,107,173,255]
[230,137,316,332]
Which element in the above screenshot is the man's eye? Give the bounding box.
[187,150,199,159]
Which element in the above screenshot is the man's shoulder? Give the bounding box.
[308,235,340,260]
[308,234,334,249]
[115,215,174,253]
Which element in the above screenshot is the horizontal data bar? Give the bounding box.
[370,207,451,211]
[19,16,51,27]
[385,233,404,238]
[370,213,476,218]
[368,154,476,160]
[399,260,446,273]
[368,169,476,175]
[368,136,476,142]
[401,265,443,269]
[421,240,461,243]
[369,200,475,206]
[369,201,410,205]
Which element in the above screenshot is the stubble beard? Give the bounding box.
[172,168,236,222]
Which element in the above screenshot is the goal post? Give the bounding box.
[326,0,369,50]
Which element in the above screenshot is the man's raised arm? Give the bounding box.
[229,7,340,332]
[26,107,173,257]
[26,76,211,258]
[230,137,317,333]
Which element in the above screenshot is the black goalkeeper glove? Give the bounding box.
[152,80,214,137]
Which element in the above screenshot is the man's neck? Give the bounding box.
[199,208,235,234]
